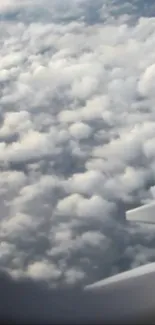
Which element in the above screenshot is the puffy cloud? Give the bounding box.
[1,0,155,294]
[27,260,62,281]
[63,170,105,195]
[69,122,92,140]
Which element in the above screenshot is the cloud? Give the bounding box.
[69,122,92,140]
[1,0,155,303]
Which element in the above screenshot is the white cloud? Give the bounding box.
[64,268,85,285]
[64,170,105,196]
[27,260,62,281]
[138,64,155,97]
[1,0,155,288]
[77,195,114,220]
[0,111,32,136]
[69,122,92,140]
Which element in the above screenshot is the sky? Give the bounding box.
[1,0,155,321]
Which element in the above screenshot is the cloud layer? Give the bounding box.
[0,0,155,289]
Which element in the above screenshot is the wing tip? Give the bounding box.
[126,201,155,224]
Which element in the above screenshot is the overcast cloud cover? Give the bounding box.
[1,1,155,306]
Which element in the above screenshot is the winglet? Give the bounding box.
[126,201,155,224]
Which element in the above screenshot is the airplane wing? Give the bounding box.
[126,201,155,224]
[83,203,155,324]
[84,263,155,324]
